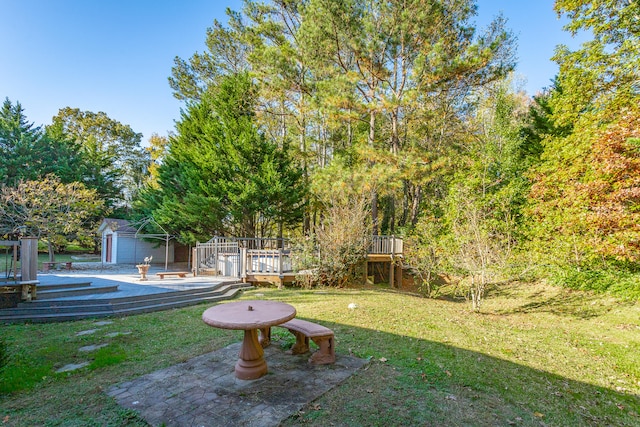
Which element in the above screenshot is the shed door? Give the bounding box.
[106,234,113,263]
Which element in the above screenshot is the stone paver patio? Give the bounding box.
[108,342,368,426]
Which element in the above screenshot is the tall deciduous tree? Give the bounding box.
[48,108,148,209]
[408,80,529,307]
[0,175,104,261]
[145,133,170,189]
[526,0,640,286]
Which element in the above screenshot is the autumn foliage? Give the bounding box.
[529,106,640,264]
[584,110,640,261]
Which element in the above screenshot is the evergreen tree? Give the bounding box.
[168,1,516,235]
[0,98,83,187]
[0,98,43,185]
[139,72,306,242]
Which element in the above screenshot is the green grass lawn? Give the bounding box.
[1,282,638,426]
[0,253,100,274]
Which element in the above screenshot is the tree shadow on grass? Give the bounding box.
[284,320,640,427]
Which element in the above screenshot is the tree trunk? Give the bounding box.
[369,109,379,235]
[47,241,55,262]
[410,183,422,226]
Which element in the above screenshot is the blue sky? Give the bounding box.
[1,0,585,142]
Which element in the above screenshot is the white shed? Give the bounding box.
[98,218,174,265]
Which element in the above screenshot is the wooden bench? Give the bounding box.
[42,261,72,271]
[259,318,336,365]
[156,271,190,279]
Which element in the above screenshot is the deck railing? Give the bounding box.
[240,249,293,277]
[194,235,402,277]
[205,236,290,250]
[369,235,403,255]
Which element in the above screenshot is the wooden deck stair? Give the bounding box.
[0,282,252,323]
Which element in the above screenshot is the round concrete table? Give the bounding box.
[202,300,296,380]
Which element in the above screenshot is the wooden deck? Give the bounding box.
[194,235,403,287]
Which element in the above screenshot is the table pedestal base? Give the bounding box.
[235,329,267,380]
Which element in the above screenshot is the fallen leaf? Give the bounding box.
[445,370,452,377]
[312,404,321,411]
[533,412,545,418]
[379,357,388,362]
[445,395,457,401]
[616,404,625,410]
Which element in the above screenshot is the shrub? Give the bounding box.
[294,192,371,287]
[549,265,640,300]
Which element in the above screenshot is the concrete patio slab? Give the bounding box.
[108,342,368,427]
[36,270,239,300]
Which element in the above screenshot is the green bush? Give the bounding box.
[549,265,640,300]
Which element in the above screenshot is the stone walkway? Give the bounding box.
[108,342,368,427]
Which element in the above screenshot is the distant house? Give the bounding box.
[98,218,175,265]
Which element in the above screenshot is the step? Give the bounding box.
[0,303,113,316]
[36,285,119,299]
[109,286,246,316]
[0,286,246,323]
[0,284,252,323]
[23,281,234,307]
[37,282,92,291]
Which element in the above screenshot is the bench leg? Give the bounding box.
[288,330,310,355]
[309,336,336,365]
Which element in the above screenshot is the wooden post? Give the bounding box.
[12,242,18,279]
[278,249,284,289]
[390,236,396,288]
[389,257,395,288]
[192,247,198,276]
[363,260,368,285]
[20,237,38,282]
[240,247,247,282]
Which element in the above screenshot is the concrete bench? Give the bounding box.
[43,261,72,271]
[156,271,190,279]
[260,318,336,365]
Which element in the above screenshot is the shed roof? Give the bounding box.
[98,218,137,234]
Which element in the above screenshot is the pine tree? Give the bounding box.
[0,98,43,185]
